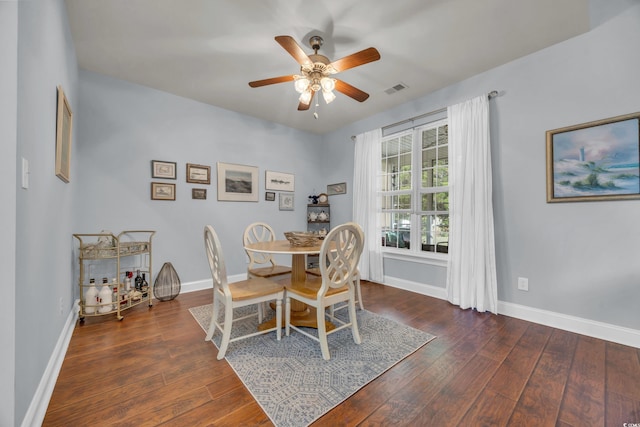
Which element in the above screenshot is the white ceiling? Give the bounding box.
[64,0,591,135]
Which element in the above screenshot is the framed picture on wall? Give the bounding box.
[265,191,276,201]
[192,188,207,200]
[327,182,347,195]
[186,163,211,184]
[151,182,176,200]
[265,170,295,192]
[55,85,73,183]
[217,162,259,201]
[151,160,177,179]
[279,192,294,211]
[546,112,640,202]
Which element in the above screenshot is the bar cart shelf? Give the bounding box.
[73,230,155,321]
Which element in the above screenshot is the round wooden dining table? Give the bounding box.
[244,239,335,330]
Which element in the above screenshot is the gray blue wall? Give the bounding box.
[324,3,640,330]
[6,0,640,425]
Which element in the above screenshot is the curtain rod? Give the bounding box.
[351,90,499,141]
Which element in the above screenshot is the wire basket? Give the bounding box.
[284,231,324,247]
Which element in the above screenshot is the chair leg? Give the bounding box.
[285,297,291,336]
[348,298,362,345]
[275,298,282,340]
[217,303,234,360]
[317,306,331,360]
[205,295,220,341]
[355,276,364,310]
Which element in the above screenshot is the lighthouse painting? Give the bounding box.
[546,113,640,202]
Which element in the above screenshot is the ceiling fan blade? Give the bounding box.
[328,47,380,73]
[275,35,313,68]
[334,79,370,102]
[298,91,315,111]
[248,75,295,88]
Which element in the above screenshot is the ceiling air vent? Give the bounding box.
[384,83,408,95]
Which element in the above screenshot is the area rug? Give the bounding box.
[189,303,436,427]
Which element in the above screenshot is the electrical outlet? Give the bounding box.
[517,277,529,291]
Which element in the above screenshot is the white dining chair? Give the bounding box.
[285,222,363,360]
[243,222,292,280]
[204,225,284,360]
[308,224,365,312]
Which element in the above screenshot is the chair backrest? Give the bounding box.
[243,222,277,267]
[319,222,364,290]
[204,225,230,296]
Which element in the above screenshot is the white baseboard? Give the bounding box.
[497,300,640,349]
[383,276,640,349]
[21,299,79,427]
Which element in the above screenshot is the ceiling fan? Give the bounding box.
[248,35,381,111]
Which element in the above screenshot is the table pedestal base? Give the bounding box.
[258,303,336,331]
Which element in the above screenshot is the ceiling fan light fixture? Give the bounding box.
[299,90,312,104]
[320,77,335,92]
[322,90,336,104]
[293,75,309,93]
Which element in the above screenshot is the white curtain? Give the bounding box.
[353,128,384,283]
[446,95,498,313]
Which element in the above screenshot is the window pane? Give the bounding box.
[421,192,449,211]
[381,194,412,210]
[420,214,449,253]
[381,212,411,249]
[422,128,437,149]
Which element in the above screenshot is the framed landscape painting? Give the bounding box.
[546,112,640,203]
[217,162,258,202]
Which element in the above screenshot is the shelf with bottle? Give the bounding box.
[74,230,155,321]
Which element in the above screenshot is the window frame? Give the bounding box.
[379,118,449,262]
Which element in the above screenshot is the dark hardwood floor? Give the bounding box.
[43,281,640,426]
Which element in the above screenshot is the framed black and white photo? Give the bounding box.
[217,162,259,202]
[192,188,207,200]
[265,191,276,201]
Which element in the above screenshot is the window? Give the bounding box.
[380,119,449,255]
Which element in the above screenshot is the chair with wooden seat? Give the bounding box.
[307,224,365,312]
[243,222,292,280]
[204,225,284,360]
[285,222,364,360]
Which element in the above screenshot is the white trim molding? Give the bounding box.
[382,276,640,349]
[21,299,79,427]
[498,300,640,349]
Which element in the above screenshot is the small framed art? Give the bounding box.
[327,182,347,195]
[192,188,207,200]
[186,163,211,184]
[151,160,177,179]
[279,193,294,211]
[151,182,176,200]
[265,170,295,192]
[265,191,276,201]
